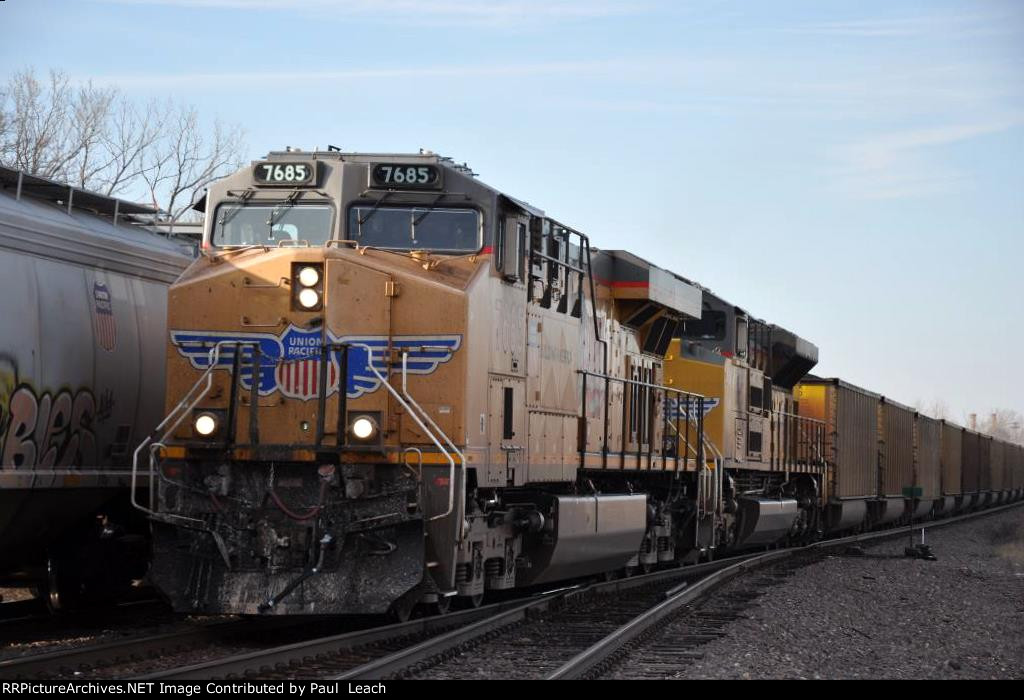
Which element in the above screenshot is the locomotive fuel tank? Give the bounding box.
[515,495,647,586]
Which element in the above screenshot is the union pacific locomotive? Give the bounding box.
[138,151,1023,618]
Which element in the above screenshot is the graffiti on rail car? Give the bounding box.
[0,381,100,469]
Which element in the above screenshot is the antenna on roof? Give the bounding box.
[435,155,477,177]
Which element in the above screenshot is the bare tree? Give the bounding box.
[98,98,166,197]
[0,86,9,158]
[140,105,244,223]
[2,69,72,177]
[0,67,245,220]
[913,398,950,421]
[66,82,118,188]
[984,409,1024,445]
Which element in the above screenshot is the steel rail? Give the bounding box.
[139,591,568,680]
[0,599,44,623]
[137,554,759,681]
[325,555,762,681]
[0,597,164,643]
[0,617,301,679]
[7,502,1016,681]
[546,499,1024,680]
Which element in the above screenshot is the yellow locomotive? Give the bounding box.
[135,151,837,617]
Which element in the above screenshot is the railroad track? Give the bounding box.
[0,612,365,679]
[0,597,170,650]
[0,598,44,623]
[550,500,1024,680]
[210,501,1022,682]
[4,501,1018,680]
[134,555,759,680]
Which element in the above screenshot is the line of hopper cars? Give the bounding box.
[796,377,1023,530]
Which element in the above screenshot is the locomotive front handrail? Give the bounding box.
[131,340,247,525]
[401,350,465,462]
[402,447,424,479]
[401,350,467,536]
[347,343,460,527]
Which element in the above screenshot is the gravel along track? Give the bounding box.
[608,507,1024,680]
[0,600,188,662]
[1,615,381,680]
[399,577,694,679]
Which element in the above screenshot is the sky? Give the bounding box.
[1,0,1021,422]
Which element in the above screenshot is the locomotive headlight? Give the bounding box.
[297,266,320,287]
[291,262,323,311]
[194,413,219,437]
[351,416,378,441]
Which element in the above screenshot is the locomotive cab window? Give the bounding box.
[348,206,480,254]
[679,310,726,341]
[213,203,333,247]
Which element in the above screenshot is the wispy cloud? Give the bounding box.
[94,0,657,26]
[85,58,645,89]
[831,117,1024,199]
[781,11,1008,38]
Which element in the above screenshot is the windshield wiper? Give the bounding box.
[265,190,305,235]
[357,191,393,227]
[217,189,256,229]
[411,192,448,228]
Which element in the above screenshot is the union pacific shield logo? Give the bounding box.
[170,325,461,401]
[666,396,721,421]
[92,282,117,352]
[275,326,340,400]
[277,359,339,401]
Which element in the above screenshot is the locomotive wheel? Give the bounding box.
[387,601,413,623]
[44,555,82,614]
[433,595,452,615]
[456,592,484,609]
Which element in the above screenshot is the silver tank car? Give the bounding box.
[0,167,193,607]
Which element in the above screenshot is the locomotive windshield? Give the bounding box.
[212,203,333,246]
[348,206,480,253]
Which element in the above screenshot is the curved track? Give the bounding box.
[136,557,753,680]
[550,501,1024,679]
[3,502,1019,680]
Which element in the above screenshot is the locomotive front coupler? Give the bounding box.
[258,532,333,612]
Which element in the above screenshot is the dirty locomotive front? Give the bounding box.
[142,151,828,617]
